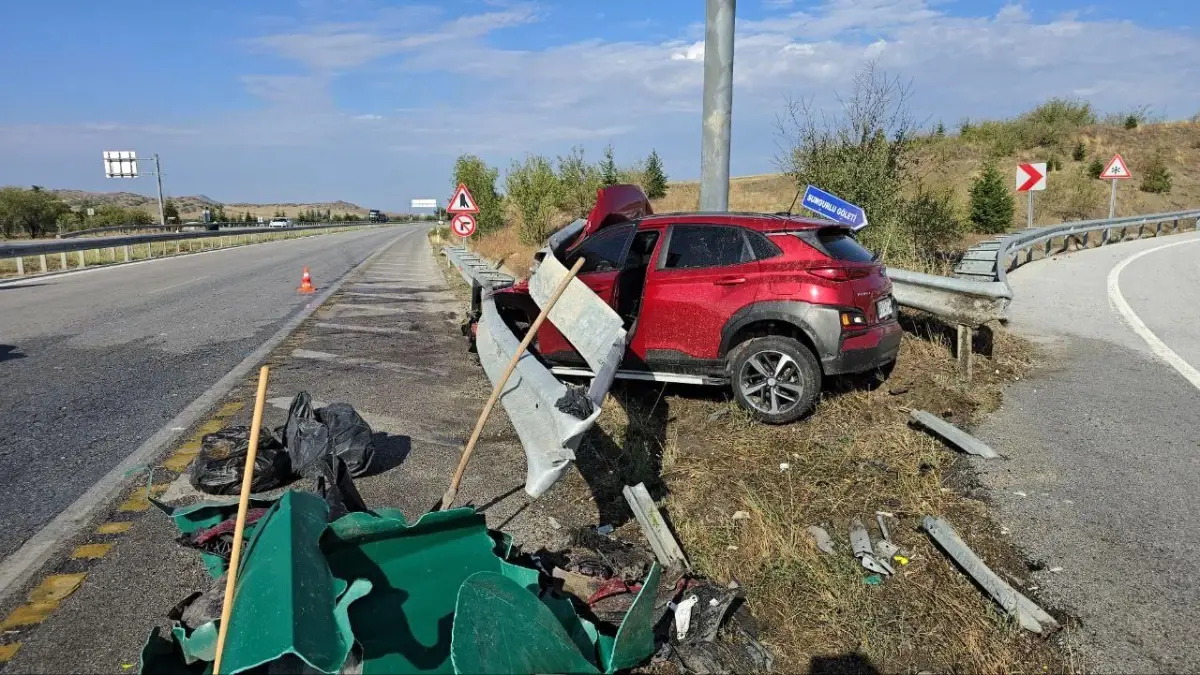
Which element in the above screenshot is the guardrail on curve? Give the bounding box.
[954,209,1200,283]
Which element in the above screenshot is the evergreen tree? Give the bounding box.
[1140,154,1172,194]
[642,149,668,199]
[968,162,1014,234]
[598,144,619,187]
[1086,158,1105,179]
[1072,141,1086,162]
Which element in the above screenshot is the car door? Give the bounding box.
[534,223,636,364]
[629,224,764,370]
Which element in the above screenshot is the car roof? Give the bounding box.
[637,211,839,232]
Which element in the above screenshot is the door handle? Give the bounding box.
[713,276,746,286]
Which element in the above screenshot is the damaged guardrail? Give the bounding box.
[441,246,515,315]
[472,246,626,497]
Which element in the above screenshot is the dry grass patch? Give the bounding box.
[551,319,1071,673]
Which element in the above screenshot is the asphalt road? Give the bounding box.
[0,229,561,674]
[973,232,1200,673]
[0,225,410,561]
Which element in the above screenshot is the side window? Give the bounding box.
[564,223,634,274]
[746,230,782,261]
[662,225,750,270]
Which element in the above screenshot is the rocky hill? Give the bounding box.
[50,189,370,219]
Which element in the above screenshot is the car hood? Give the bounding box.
[581,184,652,239]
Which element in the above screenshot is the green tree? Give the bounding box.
[1086,158,1105,179]
[505,154,559,244]
[452,154,503,234]
[642,149,668,199]
[934,121,946,138]
[1140,154,1172,194]
[598,144,619,187]
[0,187,72,237]
[1124,114,1138,130]
[163,199,180,223]
[968,162,1014,234]
[555,145,599,218]
[1072,141,1086,161]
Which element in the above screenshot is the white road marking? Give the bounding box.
[145,276,209,295]
[1107,237,1200,391]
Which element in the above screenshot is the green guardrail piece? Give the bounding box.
[142,490,661,675]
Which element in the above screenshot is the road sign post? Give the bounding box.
[1101,154,1131,220]
[800,185,868,230]
[103,150,168,225]
[1015,162,1047,229]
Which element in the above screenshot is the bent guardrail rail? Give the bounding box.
[954,209,1200,283]
[1,221,390,278]
[444,244,625,497]
[886,268,1011,328]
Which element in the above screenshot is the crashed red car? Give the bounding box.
[486,184,901,424]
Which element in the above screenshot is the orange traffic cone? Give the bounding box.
[298,267,316,294]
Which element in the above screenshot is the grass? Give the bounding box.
[0,225,369,279]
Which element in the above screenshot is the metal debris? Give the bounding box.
[596,524,615,535]
[623,483,691,571]
[922,516,1060,634]
[806,526,835,555]
[909,410,1001,458]
[850,518,893,575]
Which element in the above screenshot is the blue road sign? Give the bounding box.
[800,185,868,231]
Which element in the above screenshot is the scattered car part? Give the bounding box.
[806,526,835,555]
[674,596,699,640]
[909,410,1001,458]
[922,516,1060,634]
[623,483,691,571]
[850,518,893,576]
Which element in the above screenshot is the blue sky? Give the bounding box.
[1,0,1198,210]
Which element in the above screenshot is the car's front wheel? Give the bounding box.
[731,336,821,424]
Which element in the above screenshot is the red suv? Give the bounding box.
[488,185,901,423]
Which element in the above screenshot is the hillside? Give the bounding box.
[50,189,370,220]
[655,121,1200,225]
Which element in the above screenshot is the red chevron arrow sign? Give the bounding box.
[1016,162,1047,192]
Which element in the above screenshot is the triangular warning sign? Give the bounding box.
[446,183,479,214]
[1101,154,1132,180]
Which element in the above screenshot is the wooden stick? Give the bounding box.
[439,257,585,510]
[213,366,271,675]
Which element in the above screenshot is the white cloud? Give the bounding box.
[352,114,384,121]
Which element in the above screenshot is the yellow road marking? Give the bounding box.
[118,497,149,512]
[70,544,113,560]
[214,401,244,418]
[196,419,225,436]
[128,484,169,500]
[97,522,133,535]
[161,450,197,473]
[0,643,21,663]
[0,603,57,629]
[28,574,86,604]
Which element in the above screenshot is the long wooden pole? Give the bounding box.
[213,366,271,675]
[439,257,585,510]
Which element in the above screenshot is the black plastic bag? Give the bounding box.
[189,428,291,495]
[278,392,375,478]
[311,454,370,521]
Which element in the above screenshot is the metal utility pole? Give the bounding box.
[699,0,735,212]
[154,154,167,226]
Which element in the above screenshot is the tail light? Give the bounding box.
[840,309,867,330]
[807,266,872,281]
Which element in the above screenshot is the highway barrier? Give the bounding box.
[954,208,1200,283]
[0,221,398,278]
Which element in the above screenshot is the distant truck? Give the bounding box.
[368,209,389,223]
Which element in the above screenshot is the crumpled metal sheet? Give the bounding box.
[476,295,602,497]
[527,247,627,408]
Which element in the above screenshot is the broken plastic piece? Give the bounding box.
[622,483,691,571]
[909,410,1001,458]
[674,596,699,640]
[850,519,893,575]
[922,516,1060,634]
[806,526,835,555]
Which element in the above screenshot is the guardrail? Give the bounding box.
[1,221,392,278]
[444,244,624,498]
[955,209,1200,283]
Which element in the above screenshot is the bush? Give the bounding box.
[642,150,668,199]
[1086,158,1105,179]
[1072,141,1086,161]
[452,155,504,235]
[1124,115,1138,130]
[0,186,71,238]
[555,146,601,219]
[934,121,945,138]
[969,162,1014,234]
[598,145,619,188]
[505,154,559,244]
[1140,155,1172,194]
[1055,167,1104,220]
[961,98,1095,155]
[901,185,962,260]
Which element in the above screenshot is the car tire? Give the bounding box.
[731,336,821,424]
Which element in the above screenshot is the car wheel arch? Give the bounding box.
[720,303,832,367]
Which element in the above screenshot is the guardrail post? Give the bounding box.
[39,254,47,273]
[1081,231,1089,248]
[956,324,974,382]
[108,247,115,262]
[1174,218,1181,233]
[175,241,181,254]
[14,257,24,276]
[123,245,131,262]
[1101,228,1109,245]
[147,242,153,259]
[60,252,67,269]
[1156,222,1162,236]
[77,250,86,269]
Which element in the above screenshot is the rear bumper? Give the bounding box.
[823,320,902,375]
